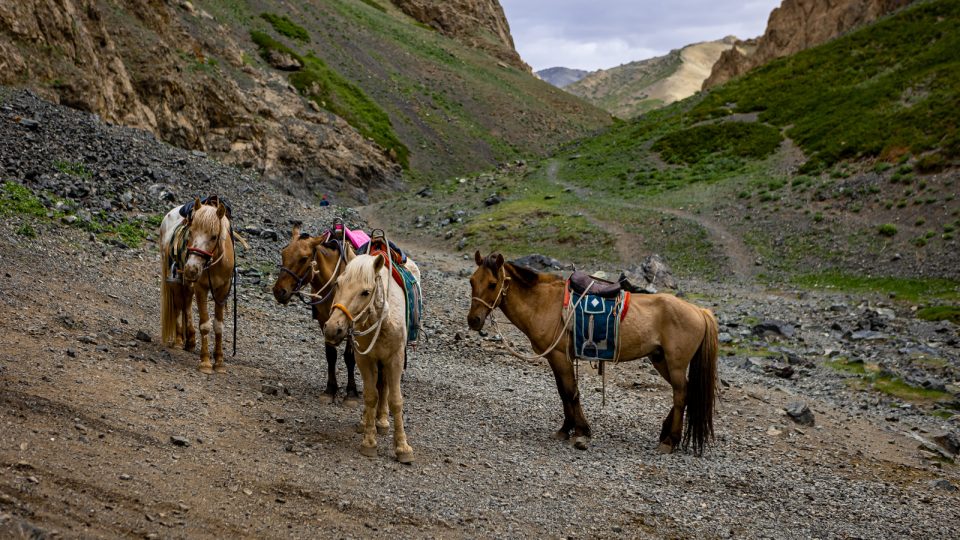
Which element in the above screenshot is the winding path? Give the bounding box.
[546,160,756,281]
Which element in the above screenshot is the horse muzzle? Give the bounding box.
[467,313,486,332]
[323,319,347,346]
[273,285,292,305]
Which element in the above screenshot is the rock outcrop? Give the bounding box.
[703,0,916,89]
[389,0,530,71]
[0,0,399,201]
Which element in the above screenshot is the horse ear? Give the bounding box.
[290,224,301,242]
[216,202,226,219]
[474,250,483,266]
[372,253,386,272]
[495,253,504,269]
[193,196,201,211]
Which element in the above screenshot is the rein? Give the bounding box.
[477,271,595,362]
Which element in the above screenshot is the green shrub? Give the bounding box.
[651,122,782,165]
[260,13,310,42]
[916,305,960,324]
[878,223,898,237]
[358,0,386,12]
[0,182,46,217]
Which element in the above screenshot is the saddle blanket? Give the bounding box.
[362,238,421,343]
[564,285,630,361]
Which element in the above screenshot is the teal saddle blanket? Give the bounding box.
[566,290,628,361]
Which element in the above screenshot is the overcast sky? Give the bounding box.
[500,0,781,72]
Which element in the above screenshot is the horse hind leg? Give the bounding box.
[375,364,389,435]
[650,351,678,454]
[385,356,413,464]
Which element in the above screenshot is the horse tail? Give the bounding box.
[161,246,177,346]
[682,308,718,455]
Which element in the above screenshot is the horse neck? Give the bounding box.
[356,265,400,332]
[311,247,339,290]
[499,275,563,347]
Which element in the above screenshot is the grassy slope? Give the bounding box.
[404,0,959,300]
[196,0,611,183]
[566,51,682,118]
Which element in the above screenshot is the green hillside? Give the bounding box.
[392,0,959,288]
[200,0,612,181]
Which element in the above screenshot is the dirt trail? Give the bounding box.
[545,160,756,280]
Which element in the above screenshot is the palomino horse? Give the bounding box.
[160,197,237,374]
[273,224,359,404]
[323,253,421,463]
[467,252,718,454]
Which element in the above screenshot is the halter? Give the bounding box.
[284,235,346,306]
[183,219,226,281]
[333,272,389,356]
[471,266,511,315]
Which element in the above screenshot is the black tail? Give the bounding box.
[682,309,718,455]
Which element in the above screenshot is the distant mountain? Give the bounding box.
[565,38,736,118]
[537,67,590,88]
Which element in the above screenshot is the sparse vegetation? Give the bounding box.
[877,223,897,237]
[260,13,310,42]
[652,122,782,165]
[916,305,960,324]
[794,272,960,303]
[53,160,91,179]
[0,181,47,217]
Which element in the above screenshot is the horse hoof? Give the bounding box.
[325,393,337,405]
[214,365,227,374]
[553,430,571,441]
[359,445,377,458]
[396,451,414,464]
[342,396,361,408]
[198,364,213,375]
[657,443,674,455]
[377,424,389,435]
[573,436,590,451]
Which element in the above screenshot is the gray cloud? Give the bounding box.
[501,0,780,71]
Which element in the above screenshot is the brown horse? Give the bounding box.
[160,197,237,374]
[273,224,359,404]
[467,251,718,454]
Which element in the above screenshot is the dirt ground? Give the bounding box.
[1,217,958,539]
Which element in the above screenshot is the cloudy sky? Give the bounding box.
[500,0,781,72]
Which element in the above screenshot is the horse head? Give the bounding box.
[273,224,331,304]
[183,197,227,283]
[468,250,507,331]
[323,253,386,346]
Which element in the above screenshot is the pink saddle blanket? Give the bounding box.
[335,224,370,249]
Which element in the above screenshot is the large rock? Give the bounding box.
[0,0,400,200]
[390,0,530,71]
[703,0,916,89]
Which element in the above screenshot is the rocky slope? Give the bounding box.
[389,0,529,71]
[536,67,589,88]
[1,88,958,538]
[703,0,916,89]
[566,38,736,118]
[0,0,608,201]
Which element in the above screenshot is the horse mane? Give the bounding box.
[492,258,561,288]
[192,203,228,235]
[340,254,379,290]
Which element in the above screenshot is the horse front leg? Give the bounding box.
[343,342,361,406]
[663,364,688,454]
[212,292,227,373]
[323,344,339,403]
[547,351,591,449]
[195,287,213,374]
[356,358,379,457]
[385,353,413,464]
[180,286,196,351]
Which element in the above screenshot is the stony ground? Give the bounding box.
[1,89,959,539]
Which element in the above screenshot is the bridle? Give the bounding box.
[332,270,388,355]
[471,266,511,319]
[279,234,346,306]
[184,217,225,282]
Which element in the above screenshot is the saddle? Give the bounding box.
[179,194,232,220]
[362,233,421,343]
[568,271,623,298]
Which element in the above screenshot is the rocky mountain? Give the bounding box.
[389,0,530,71]
[565,38,736,118]
[703,0,917,89]
[0,0,607,202]
[537,67,590,88]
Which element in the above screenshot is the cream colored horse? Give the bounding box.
[323,253,421,463]
[160,198,236,374]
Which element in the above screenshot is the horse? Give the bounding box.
[467,251,718,455]
[323,252,421,463]
[160,196,237,374]
[272,224,359,405]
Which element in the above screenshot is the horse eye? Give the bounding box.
[300,256,308,264]
[361,290,371,297]
[488,283,496,290]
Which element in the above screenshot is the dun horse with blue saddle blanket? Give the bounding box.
[468,252,718,455]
